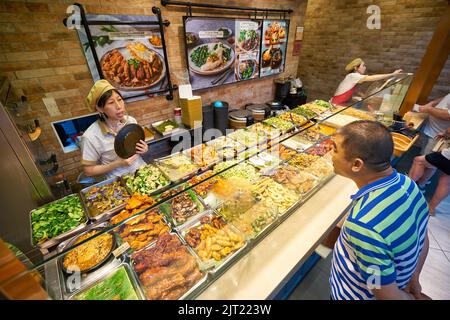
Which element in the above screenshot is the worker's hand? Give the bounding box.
[435,128,450,140]
[120,154,140,166]
[392,69,403,75]
[135,140,149,155]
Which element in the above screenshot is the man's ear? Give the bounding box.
[351,158,364,173]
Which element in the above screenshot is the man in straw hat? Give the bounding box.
[331,58,402,106]
[81,79,148,178]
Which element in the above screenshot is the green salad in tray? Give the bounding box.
[154,119,179,135]
[31,194,86,245]
[313,99,333,109]
[292,106,318,119]
[73,266,139,300]
[124,164,170,195]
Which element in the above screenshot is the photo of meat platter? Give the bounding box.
[260,20,289,77]
[75,14,169,101]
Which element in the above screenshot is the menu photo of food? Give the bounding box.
[234,20,261,81]
[184,17,237,91]
[76,14,169,102]
[260,20,289,77]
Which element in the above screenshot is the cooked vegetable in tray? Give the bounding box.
[156,153,199,182]
[247,122,282,140]
[252,177,299,215]
[301,102,329,115]
[183,215,245,266]
[31,194,86,246]
[292,106,319,119]
[263,117,295,132]
[72,266,140,300]
[277,112,308,126]
[268,144,298,161]
[206,136,245,153]
[227,129,267,148]
[267,165,318,195]
[132,233,205,300]
[124,164,170,196]
[219,161,260,182]
[62,230,114,273]
[153,119,179,135]
[83,180,130,217]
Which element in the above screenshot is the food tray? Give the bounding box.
[155,152,200,183]
[158,189,208,229]
[80,176,131,222]
[123,164,172,197]
[261,163,319,196]
[227,129,267,149]
[277,112,309,127]
[151,119,182,136]
[130,232,208,300]
[183,144,221,170]
[67,262,146,300]
[215,201,279,241]
[247,122,283,140]
[30,193,89,250]
[206,136,246,153]
[247,151,282,171]
[263,117,295,133]
[178,211,248,274]
[114,209,171,253]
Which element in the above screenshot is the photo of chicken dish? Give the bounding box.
[101,42,165,90]
[264,21,286,45]
[189,42,234,75]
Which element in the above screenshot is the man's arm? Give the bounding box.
[372,283,415,300]
[404,232,430,299]
[419,106,450,121]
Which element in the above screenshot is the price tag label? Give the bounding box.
[113,242,130,258]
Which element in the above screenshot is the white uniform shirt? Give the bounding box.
[81,115,146,178]
[423,93,450,139]
[333,73,366,96]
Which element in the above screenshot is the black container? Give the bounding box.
[274,79,291,100]
[202,104,214,132]
[283,88,307,109]
[213,101,229,135]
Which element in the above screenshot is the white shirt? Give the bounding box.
[423,93,450,138]
[441,147,450,160]
[333,72,366,96]
[81,115,146,179]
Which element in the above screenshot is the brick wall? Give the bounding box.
[297,0,450,102]
[0,0,307,183]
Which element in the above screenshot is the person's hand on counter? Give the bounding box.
[135,140,149,155]
[120,154,140,166]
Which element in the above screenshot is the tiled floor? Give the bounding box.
[288,213,450,300]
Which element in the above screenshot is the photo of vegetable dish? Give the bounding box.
[62,230,114,273]
[189,42,234,75]
[237,59,257,80]
[101,42,164,90]
[237,29,259,52]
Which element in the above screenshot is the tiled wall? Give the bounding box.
[297,0,450,102]
[0,0,307,182]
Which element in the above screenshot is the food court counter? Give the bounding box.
[197,174,357,300]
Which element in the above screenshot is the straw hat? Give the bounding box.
[345,58,364,72]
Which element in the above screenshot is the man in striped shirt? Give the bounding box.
[329,120,430,300]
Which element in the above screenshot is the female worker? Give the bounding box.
[331,58,402,106]
[81,79,148,178]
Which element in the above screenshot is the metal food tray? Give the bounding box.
[178,210,248,275]
[56,223,120,296]
[154,152,200,183]
[151,119,183,136]
[260,163,320,196]
[247,123,283,141]
[80,176,131,222]
[129,231,208,300]
[214,202,279,242]
[113,210,172,254]
[226,130,267,150]
[122,164,173,198]
[67,262,146,300]
[158,188,209,230]
[182,145,221,171]
[206,136,246,153]
[246,152,282,172]
[263,118,295,134]
[30,193,89,250]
